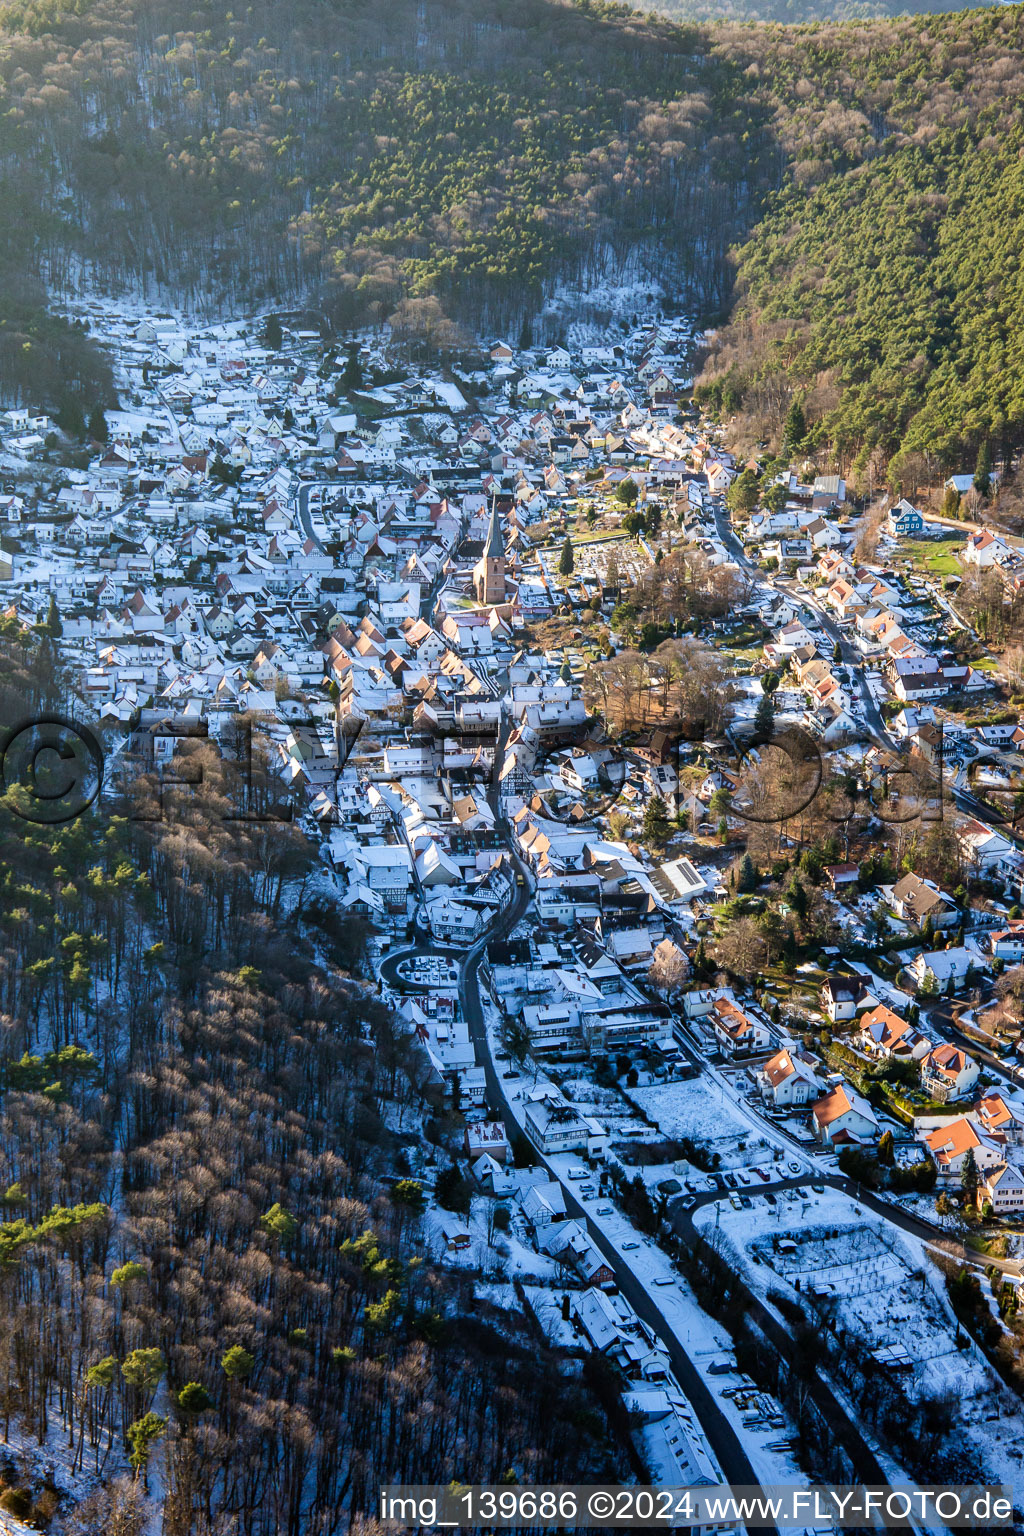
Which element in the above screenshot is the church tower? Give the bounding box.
[473,497,506,605]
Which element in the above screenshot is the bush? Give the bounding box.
[31,1486,60,1529]
[0,1488,32,1520]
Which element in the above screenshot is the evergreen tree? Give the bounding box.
[786,875,808,920]
[832,639,842,663]
[56,398,86,438]
[559,537,574,576]
[341,345,362,391]
[878,1129,895,1166]
[783,397,806,454]
[44,595,62,638]
[263,314,283,350]
[435,1164,471,1216]
[642,794,671,848]
[87,406,108,444]
[737,852,759,893]
[974,442,991,497]
[941,485,961,519]
[960,1148,979,1203]
[725,468,759,517]
[762,481,787,514]
[753,689,775,742]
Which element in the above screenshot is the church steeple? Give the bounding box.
[483,494,504,558]
[473,494,507,606]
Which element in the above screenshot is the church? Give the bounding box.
[473,498,506,606]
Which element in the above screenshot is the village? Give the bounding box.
[5,297,1024,1503]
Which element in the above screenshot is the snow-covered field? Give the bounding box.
[695,1187,1024,1488]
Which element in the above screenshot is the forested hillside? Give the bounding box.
[0,620,627,1534]
[639,0,988,29]
[697,7,1024,483]
[0,0,777,409]
[2,0,1024,474]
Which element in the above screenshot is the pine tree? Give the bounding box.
[753,690,775,742]
[737,852,758,893]
[341,345,362,391]
[783,398,806,454]
[833,639,842,663]
[559,537,574,576]
[56,398,86,438]
[960,1148,979,1203]
[974,442,991,497]
[941,485,961,519]
[44,595,62,637]
[786,875,808,920]
[642,794,671,847]
[263,314,283,350]
[87,406,108,444]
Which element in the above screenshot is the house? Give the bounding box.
[465,1121,511,1164]
[757,1048,822,1108]
[887,499,924,538]
[925,1117,1004,1183]
[812,475,846,510]
[824,863,860,891]
[520,1181,568,1229]
[989,925,1024,962]
[811,1081,879,1146]
[857,1005,931,1062]
[439,1220,472,1252]
[820,974,867,1023]
[472,1153,517,1198]
[920,1044,980,1102]
[957,819,1015,874]
[891,872,959,930]
[963,529,1014,569]
[709,997,772,1057]
[910,947,981,996]
[978,1162,1024,1216]
[522,1083,607,1157]
[974,1089,1024,1147]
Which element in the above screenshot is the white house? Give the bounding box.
[920,1043,980,1102]
[710,998,772,1057]
[522,1083,608,1157]
[911,947,982,995]
[757,1048,822,1108]
[811,1081,878,1147]
[925,1117,1004,1183]
[979,1162,1024,1216]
